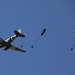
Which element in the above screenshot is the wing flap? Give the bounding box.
[9,45,26,53]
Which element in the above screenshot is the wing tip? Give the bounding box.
[22,50,26,53]
[23,51,26,53]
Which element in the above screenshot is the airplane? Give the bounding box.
[0,29,26,53]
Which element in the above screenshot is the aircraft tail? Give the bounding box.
[14,29,25,38]
[18,29,21,33]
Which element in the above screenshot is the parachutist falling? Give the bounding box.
[70,47,73,51]
[31,46,34,48]
[21,45,23,48]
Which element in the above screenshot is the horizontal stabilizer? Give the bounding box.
[18,33,25,37]
[14,29,25,38]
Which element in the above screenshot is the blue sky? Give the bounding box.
[0,0,75,75]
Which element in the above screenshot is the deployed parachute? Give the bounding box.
[70,30,75,51]
[40,28,46,36]
[70,43,75,51]
[31,28,46,48]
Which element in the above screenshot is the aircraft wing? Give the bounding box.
[9,45,26,53]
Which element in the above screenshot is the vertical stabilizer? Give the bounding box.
[18,29,21,33]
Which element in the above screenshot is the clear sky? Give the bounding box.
[0,0,75,75]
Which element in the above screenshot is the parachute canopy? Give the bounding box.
[41,28,46,36]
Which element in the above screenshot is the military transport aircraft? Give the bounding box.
[0,29,26,53]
